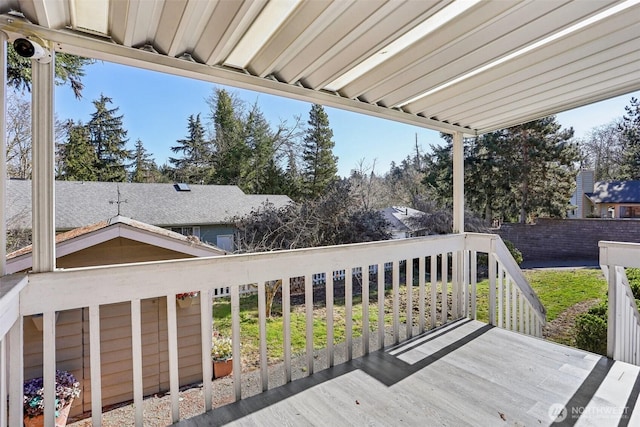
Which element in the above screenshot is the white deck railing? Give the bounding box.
[1,233,544,426]
[600,241,640,364]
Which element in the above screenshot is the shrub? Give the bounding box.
[574,312,607,356]
[626,268,640,299]
[504,239,523,265]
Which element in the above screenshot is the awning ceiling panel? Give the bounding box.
[0,0,639,135]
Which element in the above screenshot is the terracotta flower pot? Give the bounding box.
[24,399,73,427]
[213,359,233,379]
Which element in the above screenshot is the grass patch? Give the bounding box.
[474,269,606,323]
[212,292,393,366]
[212,269,607,366]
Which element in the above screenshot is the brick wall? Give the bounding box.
[495,218,640,262]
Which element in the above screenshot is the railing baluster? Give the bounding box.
[362,266,370,355]
[470,251,477,320]
[43,311,56,427]
[8,318,22,427]
[305,274,314,375]
[326,274,334,367]
[418,257,426,333]
[431,256,437,328]
[488,249,496,326]
[497,266,504,328]
[392,261,400,344]
[283,277,291,382]
[463,250,469,318]
[525,301,530,335]
[377,263,384,349]
[451,252,458,320]
[511,283,517,332]
[200,290,213,412]
[518,293,525,334]
[167,296,180,422]
[346,269,353,361]
[1,338,6,427]
[505,278,511,331]
[231,285,241,400]
[89,304,102,427]
[442,253,448,324]
[130,300,142,426]
[406,259,413,339]
[257,281,268,392]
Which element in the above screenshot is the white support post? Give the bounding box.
[8,318,23,427]
[31,54,56,273]
[452,131,464,234]
[0,32,7,276]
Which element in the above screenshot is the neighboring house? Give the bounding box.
[568,170,640,219]
[7,216,228,416]
[379,206,426,239]
[6,215,226,274]
[7,180,292,251]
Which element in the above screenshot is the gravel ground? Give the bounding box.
[67,327,405,427]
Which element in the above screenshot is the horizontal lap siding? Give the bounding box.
[24,298,204,418]
[23,309,84,417]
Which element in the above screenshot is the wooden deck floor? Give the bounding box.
[175,320,640,427]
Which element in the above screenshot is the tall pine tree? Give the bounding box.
[618,97,640,180]
[58,120,97,181]
[241,103,285,194]
[87,94,130,182]
[301,104,338,199]
[130,139,160,183]
[170,114,211,183]
[210,88,247,185]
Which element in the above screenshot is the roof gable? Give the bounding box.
[6,215,226,274]
[588,181,640,204]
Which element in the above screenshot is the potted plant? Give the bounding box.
[211,332,233,378]
[23,370,81,427]
[176,291,199,308]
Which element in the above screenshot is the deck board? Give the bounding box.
[174,320,639,427]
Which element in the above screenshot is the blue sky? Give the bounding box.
[54,61,639,177]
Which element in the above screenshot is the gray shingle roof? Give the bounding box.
[588,181,640,204]
[7,180,292,230]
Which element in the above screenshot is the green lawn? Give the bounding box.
[474,269,606,324]
[213,269,608,365]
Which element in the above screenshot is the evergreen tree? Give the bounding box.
[130,139,160,183]
[284,150,302,200]
[7,46,93,98]
[300,104,338,199]
[87,95,131,182]
[210,88,247,185]
[424,117,578,223]
[58,120,97,181]
[618,97,640,180]
[170,114,211,183]
[241,103,284,194]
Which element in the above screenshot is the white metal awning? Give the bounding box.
[0,0,639,135]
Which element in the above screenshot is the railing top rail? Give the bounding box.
[465,232,546,323]
[22,234,466,314]
[0,273,28,338]
[600,241,640,268]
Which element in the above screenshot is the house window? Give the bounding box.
[171,226,200,238]
[620,206,640,219]
[216,235,234,251]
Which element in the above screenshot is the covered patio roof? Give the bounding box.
[1,0,639,136]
